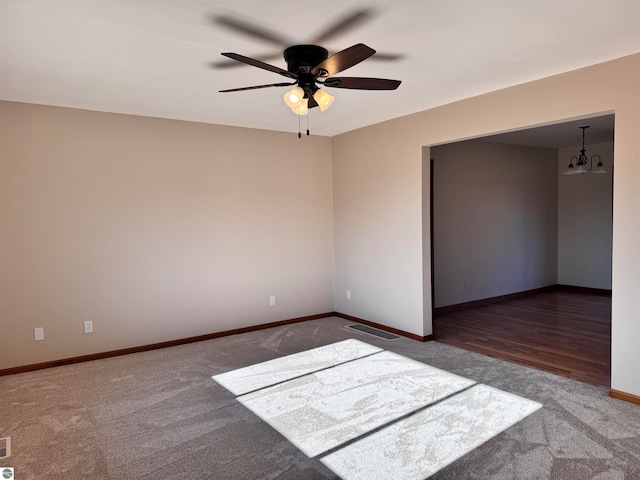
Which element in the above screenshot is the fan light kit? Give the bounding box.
[219,43,401,133]
[283,87,334,115]
[563,126,607,175]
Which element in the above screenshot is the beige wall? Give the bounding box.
[0,102,334,369]
[332,126,425,332]
[558,142,613,289]
[432,141,558,308]
[332,53,640,396]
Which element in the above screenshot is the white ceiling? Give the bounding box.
[1,1,639,138]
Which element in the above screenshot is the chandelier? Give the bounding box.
[563,126,607,175]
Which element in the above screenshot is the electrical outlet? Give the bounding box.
[269,295,276,306]
[346,290,351,300]
[34,327,44,341]
[528,269,534,279]
[84,321,93,334]
[464,278,470,289]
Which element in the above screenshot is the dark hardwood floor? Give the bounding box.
[433,288,612,388]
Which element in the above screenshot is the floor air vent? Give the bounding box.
[0,437,10,459]
[346,324,400,340]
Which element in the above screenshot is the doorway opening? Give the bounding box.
[428,114,614,387]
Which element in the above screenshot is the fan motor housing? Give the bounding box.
[283,45,328,74]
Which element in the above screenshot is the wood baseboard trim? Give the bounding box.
[609,389,640,405]
[333,312,432,342]
[0,312,335,377]
[434,286,557,314]
[0,312,432,376]
[555,284,613,296]
[434,284,613,314]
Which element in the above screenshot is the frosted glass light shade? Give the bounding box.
[592,162,607,174]
[284,87,305,109]
[574,164,587,175]
[291,97,309,116]
[314,89,335,112]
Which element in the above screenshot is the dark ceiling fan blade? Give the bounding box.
[310,9,373,44]
[219,82,295,93]
[221,53,297,79]
[323,77,401,90]
[213,15,292,47]
[370,52,405,62]
[311,43,375,77]
[211,51,284,69]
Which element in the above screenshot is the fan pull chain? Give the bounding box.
[297,112,311,139]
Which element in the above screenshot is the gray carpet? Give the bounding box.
[1,317,639,479]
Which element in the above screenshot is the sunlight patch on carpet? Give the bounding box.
[321,384,542,480]
[238,350,475,457]
[213,338,381,395]
[213,339,542,479]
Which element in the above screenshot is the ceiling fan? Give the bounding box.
[218,43,401,115]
